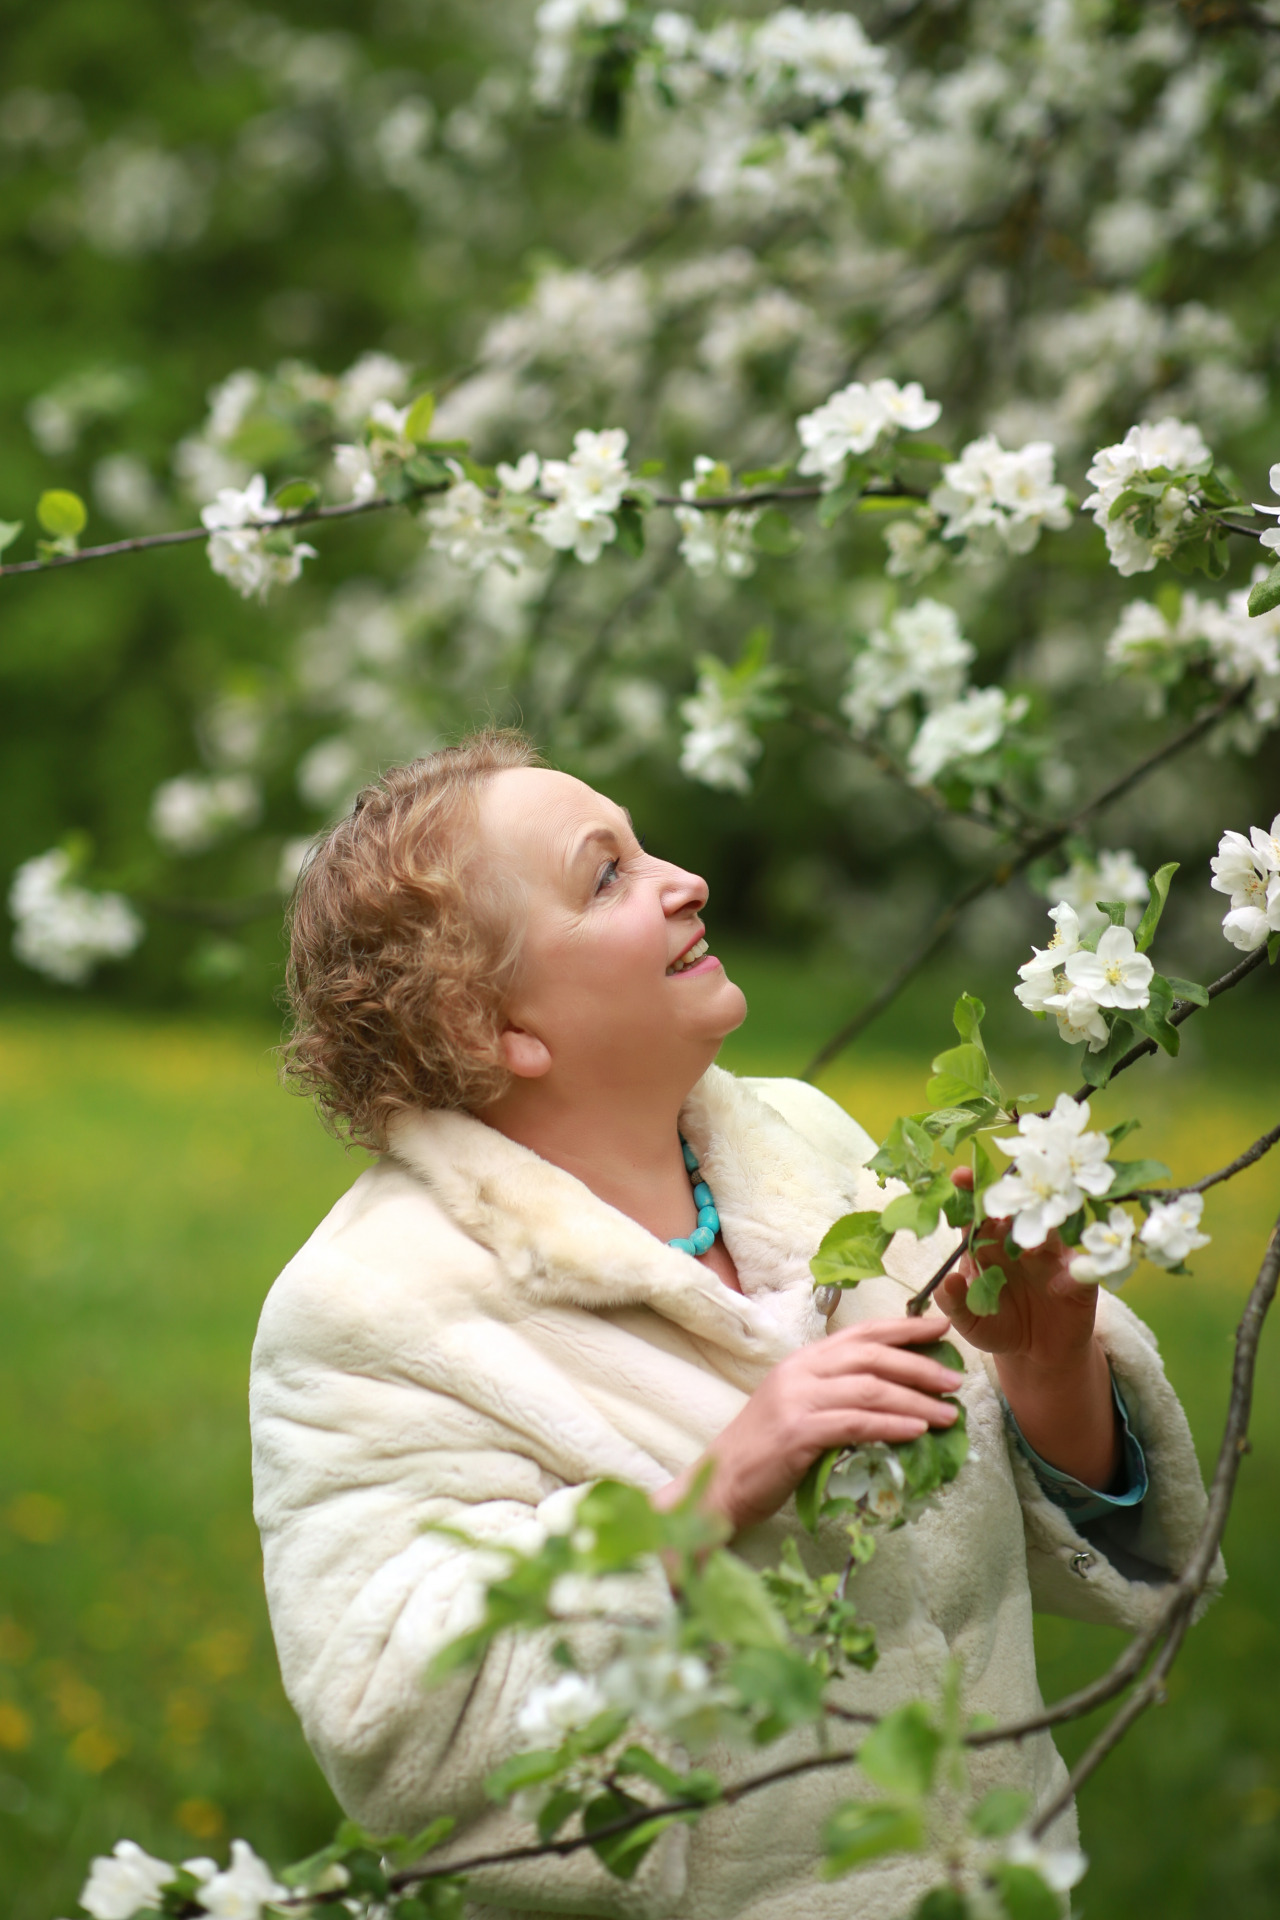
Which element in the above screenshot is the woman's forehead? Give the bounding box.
[480,766,629,867]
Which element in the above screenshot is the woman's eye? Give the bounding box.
[596,859,620,893]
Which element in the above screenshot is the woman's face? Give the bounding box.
[477,767,747,1098]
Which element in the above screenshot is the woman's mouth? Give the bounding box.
[666,936,712,975]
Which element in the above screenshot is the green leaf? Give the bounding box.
[729,1644,826,1738]
[880,1169,955,1239]
[36,489,87,537]
[858,1702,941,1798]
[821,1800,925,1877]
[1095,899,1128,928]
[968,1788,1032,1838]
[1134,861,1179,952]
[952,993,986,1044]
[815,476,863,528]
[927,1043,1001,1109]
[404,391,437,443]
[1106,1117,1142,1145]
[971,1134,998,1223]
[868,1114,936,1184]
[752,505,803,553]
[796,1445,842,1534]
[0,519,22,557]
[272,478,320,511]
[615,1747,719,1803]
[895,1403,969,1497]
[914,1890,972,1920]
[965,1261,1007,1317]
[739,462,792,486]
[1080,1017,1135,1089]
[896,440,954,463]
[537,1786,583,1842]
[990,1862,1062,1920]
[576,1479,665,1568]
[1104,1157,1171,1197]
[688,1548,787,1649]
[403,451,453,490]
[1247,564,1280,619]
[917,1339,965,1375]
[582,1788,658,1879]
[616,501,646,557]
[1129,973,1180,1055]
[855,493,922,513]
[1165,975,1208,1006]
[810,1210,893,1289]
[485,1748,564,1801]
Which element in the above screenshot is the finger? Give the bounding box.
[807,1411,931,1449]
[833,1312,952,1348]
[810,1375,961,1425]
[811,1340,962,1392]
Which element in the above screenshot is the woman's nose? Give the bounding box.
[660,863,708,915]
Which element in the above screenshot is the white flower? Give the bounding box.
[496,451,541,493]
[1082,418,1210,576]
[187,1840,286,1920]
[842,598,974,732]
[424,474,536,573]
[516,1670,607,1747]
[827,1443,907,1522]
[1046,849,1149,934]
[1043,983,1111,1052]
[601,1640,729,1738]
[1251,461,1280,552]
[1209,820,1280,949]
[883,516,944,581]
[199,473,279,532]
[796,378,940,481]
[1001,1829,1088,1895]
[1139,1191,1212,1268]
[149,773,261,854]
[1069,1206,1137,1285]
[1014,902,1082,1013]
[930,436,1070,555]
[747,8,891,108]
[906,686,1026,786]
[1063,923,1154,1010]
[333,350,408,430]
[534,427,631,562]
[679,708,761,793]
[985,1094,1115,1249]
[9,850,143,987]
[80,1841,175,1920]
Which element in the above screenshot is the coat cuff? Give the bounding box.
[1004,1370,1149,1525]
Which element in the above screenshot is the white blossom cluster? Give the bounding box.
[841,599,1027,790]
[1105,576,1280,732]
[674,457,759,578]
[1045,849,1149,935]
[679,671,766,794]
[423,461,541,574]
[200,474,317,601]
[423,430,635,573]
[516,1635,729,1749]
[928,436,1071,559]
[78,1836,284,1920]
[148,772,262,854]
[985,1095,1116,1249]
[827,1443,908,1523]
[1210,815,1280,952]
[1082,417,1211,576]
[8,849,143,986]
[796,378,940,486]
[1015,900,1154,1051]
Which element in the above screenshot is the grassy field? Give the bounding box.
[1,957,1278,1919]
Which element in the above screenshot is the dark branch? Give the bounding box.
[802,680,1254,1080]
[1133,1118,1280,1198]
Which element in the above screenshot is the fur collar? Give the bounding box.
[386,1066,871,1377]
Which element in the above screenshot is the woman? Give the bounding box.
[251,731,1215,1920]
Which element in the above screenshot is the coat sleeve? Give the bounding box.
[978,1287,1223,1631]
[249,1244,686,1918]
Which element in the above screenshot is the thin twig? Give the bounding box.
[802,680,1254,1080]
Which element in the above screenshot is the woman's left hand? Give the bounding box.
[935,1168,1100,1372]
[935,1168,1121,1489]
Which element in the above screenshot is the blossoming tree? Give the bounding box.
[3,2,1280,1915]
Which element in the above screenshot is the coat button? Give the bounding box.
[1071,1550,1094,1577]
[813,1284,841,1318]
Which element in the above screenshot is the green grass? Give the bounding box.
[1,966,1278,1918]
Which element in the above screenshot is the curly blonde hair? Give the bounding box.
[281,729,540,1148]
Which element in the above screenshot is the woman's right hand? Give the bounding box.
[656,1311,962,1535]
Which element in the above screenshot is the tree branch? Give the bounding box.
[1133,1118,1280,1198]
[802,679,1254,1080]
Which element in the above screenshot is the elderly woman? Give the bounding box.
[251,731,1213,1920]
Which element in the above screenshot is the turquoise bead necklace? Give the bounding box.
[667,1135,721,1257]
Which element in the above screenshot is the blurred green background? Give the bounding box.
[2,953,1278,1920]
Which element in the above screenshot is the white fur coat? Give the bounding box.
[250,1068,1217,1920]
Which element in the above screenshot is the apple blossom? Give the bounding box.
[1046,849,1149,934]
[1069,1207,1137,1285]
[1082,417,1211,575]
[1139,1191,1212,1268]
[827,1443,908,1523]
[841,598,974,733]
[9,849,143,986]
[1043,983,1111,1052]
[906,686,1026,787]
[534,427,632,562]
[148,773,262,854]
[1000,1830,1088,1895]
[516,1669,607,1746]
[1014,902,1082,1013]
[929,436,1070,555]
[985,1095,1115,1249]
[79,1841,176,1920]
[796,377,940,481]
[1063,923,1154,1011]
[186,1840,287,1920]
[1249,460,1280,553]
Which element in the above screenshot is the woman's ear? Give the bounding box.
[499,1023,553,1080]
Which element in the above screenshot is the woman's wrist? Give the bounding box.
[995,1335,1121,1492]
